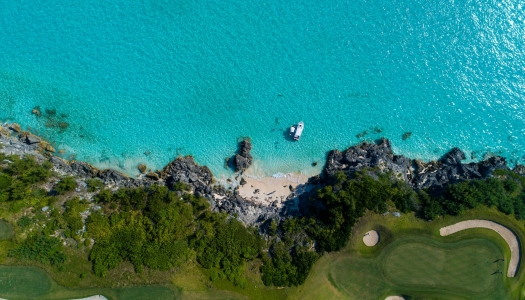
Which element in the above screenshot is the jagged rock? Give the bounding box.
[9,123,21,132]
[99,169,129,184]
[146,172,160,181]
[70,161,98,177]
[240,177,247,185]
[45,144,56,152]
[233,139,253,172]
[161,156,213,196]
[50,156,69,169]
[513,164,525,176]
[478,156,507,177]
[323,138,510,193]
[440,147,465,165]
[25,135,41,144]
[138,163,147,174]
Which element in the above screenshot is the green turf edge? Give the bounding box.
[289,206,525,300]
[2,206,525,300]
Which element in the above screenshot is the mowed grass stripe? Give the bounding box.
[382,237,501,294]
[326,237,503,299]
[328,257,388,299]
[0,266,51,298]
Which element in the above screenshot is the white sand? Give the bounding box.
[0,296,109,300]
[71,296,108,300]
[237,173,309,207]
[363,230,379,246]
[440,220,520,277]
[385,297,404,300]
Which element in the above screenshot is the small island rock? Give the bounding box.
[233,139,253,172]
[138,163,147,174]
[9,123,21,133]
[45,144,56,152]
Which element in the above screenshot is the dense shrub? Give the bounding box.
[9,234,66,265]
[86,178,104,192]
[55,176,77,194]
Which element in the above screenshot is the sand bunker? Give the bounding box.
[363,230,379,246]
[71,296,108,300]
[385,297,404,300]
[440,220,520,277]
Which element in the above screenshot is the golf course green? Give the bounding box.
[290,209,524,300]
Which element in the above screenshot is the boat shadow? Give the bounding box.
[282,128,297,142]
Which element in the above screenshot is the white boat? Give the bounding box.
[289,121,304,140]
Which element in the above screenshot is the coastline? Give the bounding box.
[1,120,522,226]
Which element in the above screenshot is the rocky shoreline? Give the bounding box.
[324,137,517,194]
[1,122,523,226]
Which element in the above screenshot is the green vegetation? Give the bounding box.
[54,176,77,194]
[0,266,180,300]
[0,153,53,209]
[0,219,13,240]
[289,208,523,300]
[1,152,525,299]
[86,178,104,192]
[87,185,263,287]
[421,170,525,220]
[8,235,66,265]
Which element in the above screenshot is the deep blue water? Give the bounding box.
[0,0,524,178]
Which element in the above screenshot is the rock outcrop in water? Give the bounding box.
[161,156,214,196]
[233,139,253,172]
[324,138,509,193]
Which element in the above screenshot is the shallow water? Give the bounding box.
[0,0,524,177]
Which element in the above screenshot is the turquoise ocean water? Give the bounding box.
[0,0,524,178]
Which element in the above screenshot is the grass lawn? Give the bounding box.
[0,219,13,240]
[290,206,525,300]
[0,265,181,300]
[2,206,524,299]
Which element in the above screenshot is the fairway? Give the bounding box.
[0,266,181,300]
[0,220,13,240]
[0,266,51,298]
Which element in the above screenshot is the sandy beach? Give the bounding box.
[237,172,310,207]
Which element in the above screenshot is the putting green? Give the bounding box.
[0,220,13,240]
[326,236,506,299]
[382,238,501,294]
